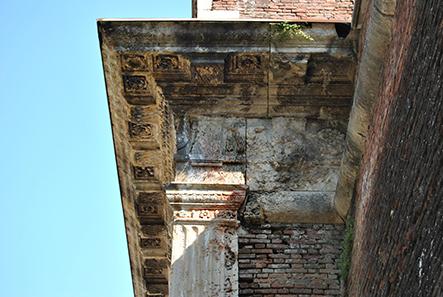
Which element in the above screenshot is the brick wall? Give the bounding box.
[348,0,443,296]
[238,224,344,296]
[211,0,354,22]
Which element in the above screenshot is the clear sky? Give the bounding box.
[0,1,190,296]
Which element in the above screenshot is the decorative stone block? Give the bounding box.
[122,74,156,105]
[133,166,156,181]
[146,283,168,297]
[135,192,164,224]
[132,150,165,182]
[121,53,152,71]
[141,224,168,236]
[153,54,191,81]
[128,121,155,140]
[123,74,150,94]
[144,258,169,280]
[139,224,170,257]
[192,64,224,85]
[225,53,268,83]
[130,106,162,124]
[140,237,162,248]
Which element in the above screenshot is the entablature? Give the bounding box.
[98,19,356,297]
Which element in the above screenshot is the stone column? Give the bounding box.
[166,184,246,297]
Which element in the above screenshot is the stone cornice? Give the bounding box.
[98,20,353,53]
[98,20,355,297]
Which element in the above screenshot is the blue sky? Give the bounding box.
[0,1,190,296]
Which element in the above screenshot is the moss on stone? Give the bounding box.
[339,218,354,282]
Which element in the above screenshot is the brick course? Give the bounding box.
[238,224,344,297]
[211,0,354,22]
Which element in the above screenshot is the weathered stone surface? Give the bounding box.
[174,116,246,184]
[178,116,246,163]
[270,53,309,85]
[174,163,245,184]
[167,184,246,297]
[334,0,395,218]
[98,20,355,297]
[100,21,354,118]
[247,191,340,224]
[171,224,239,297]
[246,117,345,192]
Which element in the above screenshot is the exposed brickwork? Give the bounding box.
[238,224,344,296]
[349,0,443,296]
[211,0,354,22]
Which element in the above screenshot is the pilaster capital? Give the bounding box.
[166,183,247,224]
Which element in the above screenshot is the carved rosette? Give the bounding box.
[153,54,191,81]
[117,51,179,297]
[225,53,268,83]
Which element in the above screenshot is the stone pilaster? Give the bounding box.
[166,184,246,297]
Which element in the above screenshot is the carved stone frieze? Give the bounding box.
[122,73,156,105]
[133,165,157,181]
[128,121,155,139]
[174,209,237,221]
[146,283,168,297]
[128,108,163,149]
[139,224,169,255]
[123,74,150,94]
[225,53,268,83]
[167,186,246,222]
[144,258,169,280]
[121,53,152,71]
[141,224,167,236]
[192,64,224,85]
[153,54,191,81]
[135,192,164,224]
[140,237,162,248]
[167,190,246,205]
[154,55,180,71]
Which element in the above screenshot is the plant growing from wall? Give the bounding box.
[271,22,314,41]
[339,218,354,283]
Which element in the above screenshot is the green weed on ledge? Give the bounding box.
[339,218,354,282]
[271,22,314,41]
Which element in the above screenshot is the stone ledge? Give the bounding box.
[242,191,342,224]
